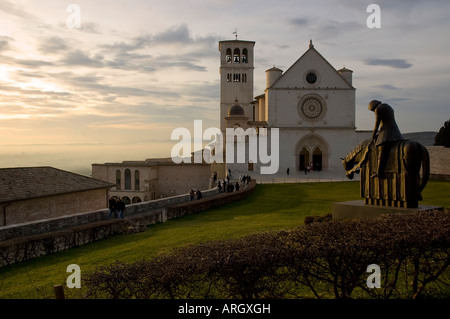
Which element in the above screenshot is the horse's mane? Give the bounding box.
[345,138,371,163]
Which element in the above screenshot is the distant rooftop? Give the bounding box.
[0,166,114,204]
[93,156,209,167]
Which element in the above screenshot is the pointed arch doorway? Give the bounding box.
[313,147,322,171]
[294,133,329,171]
[299,147,309,171]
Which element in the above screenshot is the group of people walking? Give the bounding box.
[303,163,322,174]
[217,174,251,193]
[189,189,203,201]
[218,180,239,193]
[107,196,126,219]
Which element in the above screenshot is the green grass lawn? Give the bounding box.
[0,180,448,299]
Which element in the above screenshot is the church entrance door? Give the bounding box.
[313,147,322,171]
[299,147,309,171]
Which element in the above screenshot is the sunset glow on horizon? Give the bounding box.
[1,0,449,174]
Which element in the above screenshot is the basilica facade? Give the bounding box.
[219,39,364,177]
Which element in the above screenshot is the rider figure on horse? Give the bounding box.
[368,100,404,179]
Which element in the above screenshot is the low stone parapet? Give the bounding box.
[0,182,255,267]
[166,179,256,219]
[0,187,220,242]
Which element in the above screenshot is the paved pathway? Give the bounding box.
[235,169,360,184]
[211,169,360,188]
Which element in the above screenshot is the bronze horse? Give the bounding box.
[343,138,429,208]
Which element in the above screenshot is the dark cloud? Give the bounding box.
[289,14,363,41]
[97,26,216,73]
[101,24,217,54]
[0,36,13,51]
[12,70,46,79]
[0,85,71,97]
[0,21,218,133]
[55,21,102,34]
[67,75,104,83]
[100,35,152,53]
[289,18,310,26]
[100,25,198,53]
[79,22,102,34]
[152,24,219,48]
[103,58,156,72]
[0,0,41,23]
[0,38,58,68]
[5,56,54,67]
[376,84,399,90]
[182,81,219,100]
[38,36,68,53]
[61,50,104,67]
[383,97,411,103]
[151,55,207,72]
[0,40,8,51]
[364,58,413,69]
[375,0,448,14]
[359,94,411,108]
[164,61,206,71]
[315,19,364,40]
[154,24,193,44]
[0,86,76,118]
[51,71,181,99]
[125,103,215,123]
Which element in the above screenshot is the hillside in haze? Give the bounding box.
[0,131,439,177]
[403,131,437,146]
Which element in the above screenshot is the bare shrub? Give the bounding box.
[83,210,449,299]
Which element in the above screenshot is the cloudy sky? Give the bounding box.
[0,0,449,173]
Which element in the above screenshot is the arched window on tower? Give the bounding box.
[125,169,131,190]
[233,48,240,63]
[135,170,140,190]
[242,48,248,63]
[115,169,121,190]
[226,48,232,63]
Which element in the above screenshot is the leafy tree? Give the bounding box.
[434,119,450,147]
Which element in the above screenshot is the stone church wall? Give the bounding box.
[427,146,450,180]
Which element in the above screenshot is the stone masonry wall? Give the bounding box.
[427,146,450,180]
[0,182,256,267]
[2,188,109,226]
[166,180,256,220]
[0,187,220,242]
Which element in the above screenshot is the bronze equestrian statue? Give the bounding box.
[368,100,404,179]
[343,100,429,208]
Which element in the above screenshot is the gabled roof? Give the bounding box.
[92,157,209,167]
[268,42,355,90]
[0,166,114,204]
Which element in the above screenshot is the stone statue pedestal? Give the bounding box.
[332,200,443,220]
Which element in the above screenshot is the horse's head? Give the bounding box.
[342,138,372,179]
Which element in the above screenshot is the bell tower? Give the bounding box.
[218,38,255,132]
